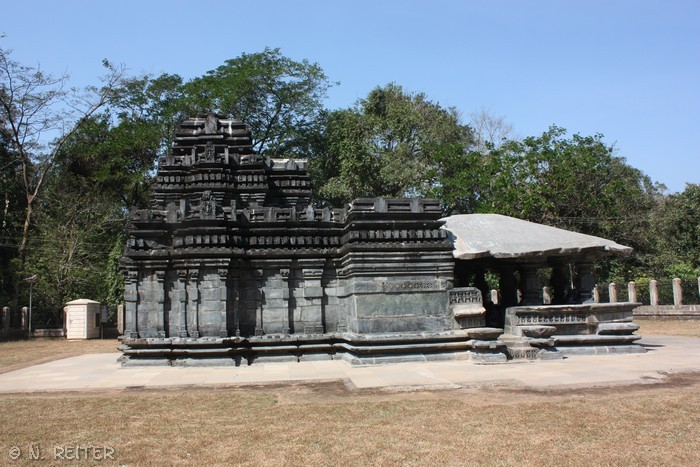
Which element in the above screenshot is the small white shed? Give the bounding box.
[64,299,101,339]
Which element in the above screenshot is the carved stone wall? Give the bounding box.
[121,114,483,365]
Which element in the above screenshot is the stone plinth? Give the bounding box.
[502,302,645,359]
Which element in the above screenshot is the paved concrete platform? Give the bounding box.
[0,336,697,394]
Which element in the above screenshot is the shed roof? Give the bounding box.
[65,299,101,305]
[441,214,632,261]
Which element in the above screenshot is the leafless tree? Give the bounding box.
[468,107,515,153]
[0,45,125,266]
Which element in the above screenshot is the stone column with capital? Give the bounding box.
[550,263,569,304]
[518,264,542,305]
[575,262,596,303]
[499,267,519,308]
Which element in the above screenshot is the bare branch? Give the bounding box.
[1,45,128,265]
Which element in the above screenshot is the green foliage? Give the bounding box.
[105,236,125,310]
[184,48,334,156]
[466,126,662,281]
[23,181,124,310]
[311,83,472,206]
[2,44,697,314]
[0,130,24,304]
[651,184,700,276]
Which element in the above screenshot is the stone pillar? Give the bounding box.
[474,271,489,305]
[518,264,541,305]
[542,286,552,305]
[218,269,229,337]
[187,269,200,338]
[490,289,499,305]
[574,262,595,303]
[673,278,683,306]
[499,267,519,308]
[124,270,139,338]
[155,270,166,338]
[117,304,124,334]
[21,306,28,330]
[2,306,9,335]
[176,270,188,337]
[550,264,569,304]
[608,282,617,303]
[593,285,600,303]
[649,279,658,306]
[628,281,637,303]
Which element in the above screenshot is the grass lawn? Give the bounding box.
[0,380,698,465]
[0,320,698,464]
[0,338,119,372]
[635,319,700,337]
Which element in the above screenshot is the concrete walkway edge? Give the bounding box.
[0,336,698,394]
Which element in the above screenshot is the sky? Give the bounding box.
[2,0,698,193]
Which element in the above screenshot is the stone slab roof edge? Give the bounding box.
[440,213,633,261]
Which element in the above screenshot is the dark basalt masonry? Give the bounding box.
[120,114,642,366]
[120,114,500,366]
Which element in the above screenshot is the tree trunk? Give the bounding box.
[18,196,32,266]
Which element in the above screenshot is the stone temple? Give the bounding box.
[119,114,643,366]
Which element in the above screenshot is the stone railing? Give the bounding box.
[621,276,700,319]
[593,277,700,306]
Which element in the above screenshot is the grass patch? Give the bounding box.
[0,385,698,465]
[0,339,119,371]
[635,319,700,337]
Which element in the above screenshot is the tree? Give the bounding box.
[311,83,472,206]
[461,126,662,280]
[0,128,24,303]
[468,107,514,153]
[0,45,125,268]
[183,48,334,156]
[23,181,123,310]
[652,183,700,276]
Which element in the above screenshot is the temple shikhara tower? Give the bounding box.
[120,114,643,366]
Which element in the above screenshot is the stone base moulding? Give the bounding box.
[119,329,509,367]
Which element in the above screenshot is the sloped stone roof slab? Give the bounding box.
[441,214,633,260]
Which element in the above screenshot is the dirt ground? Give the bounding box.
[1,322,699,464]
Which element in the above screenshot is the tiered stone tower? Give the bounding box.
[120,114,505,365]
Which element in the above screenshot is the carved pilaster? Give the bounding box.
[155,270,166,338]
[188,269,200,338]
[177,270,188,337]
[124,270,139,338]
[218,268,229,337]
[301,266,325,334]
[254,269,264,336]
[281,268,291,335]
